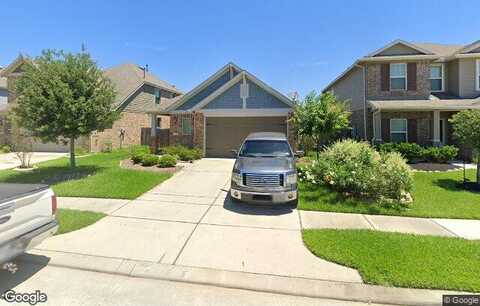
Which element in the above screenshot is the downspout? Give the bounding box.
[354,63,368,140]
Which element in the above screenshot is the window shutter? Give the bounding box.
[381,64,390,91]
[381,118,390,142]
[407,119,417,143]
[407,63,417,91]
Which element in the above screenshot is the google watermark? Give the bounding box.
[1,290,47,305]
[444,295,480,306]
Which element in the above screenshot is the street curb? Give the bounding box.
[19,250,469,306]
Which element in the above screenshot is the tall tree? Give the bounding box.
[12,50,118,168]
[450,110,480,185]
[291,91,351,158]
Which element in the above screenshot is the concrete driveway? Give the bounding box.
[35,158,362,283]
[0,152,67,170]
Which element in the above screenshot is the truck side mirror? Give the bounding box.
[295,150,304,158]
[230,149,238,156]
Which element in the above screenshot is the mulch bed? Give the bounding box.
[120,159,183,174]
[409,163,461,172]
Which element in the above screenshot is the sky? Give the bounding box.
[1,0,479,98]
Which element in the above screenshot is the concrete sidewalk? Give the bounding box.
[18,250,467,306]
[58,197,130,214]
[300,211,480,239]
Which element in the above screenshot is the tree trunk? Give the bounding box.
[69,138,76,168]
[477,158,480,186]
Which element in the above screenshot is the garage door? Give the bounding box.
[205,117,287,157]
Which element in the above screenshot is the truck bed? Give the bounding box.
[0,183,50,204]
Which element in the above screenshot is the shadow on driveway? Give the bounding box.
[222,194,294,216]
[0,254,50,293]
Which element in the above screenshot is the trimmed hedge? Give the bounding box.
[160,145,202,161]
[158,154,177,168]
[141,154,159,167]
[378,143,458,163]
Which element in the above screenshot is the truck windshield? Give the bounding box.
[239,140,292,157]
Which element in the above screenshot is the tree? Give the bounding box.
[450,110,480,185]
[12,50,118,168]
[291,91,351,158]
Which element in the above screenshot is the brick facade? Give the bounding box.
[90,112,168,152]
[193,112,205,152]
[366,61,431,100]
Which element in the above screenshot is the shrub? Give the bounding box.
[141,154,159,167]
[161,145,202,161]
[378,142,425,163]
[158,154,177,168]
[305,139,413,202]
[0,145,11,153]
[131,153,145,164]
[129,145,150,156]
[374,152,414,201]
[424,145,458,163]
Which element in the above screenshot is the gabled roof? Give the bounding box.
[104,63,182,109]
[457,40,480,54]
[0,54,32,77]
[165,62,242,111]
[324,38,480,92]
[367,39,434,57]
[166,62,292,112]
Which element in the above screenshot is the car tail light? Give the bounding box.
[51,195,57,216]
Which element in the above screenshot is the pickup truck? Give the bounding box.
[230,132,301,206]
[0,184,58,265]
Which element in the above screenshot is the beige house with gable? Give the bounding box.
[0,56,181,152]
[324,39,480,157]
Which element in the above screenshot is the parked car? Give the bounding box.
[0,184,58,264]
[230,132,302,206]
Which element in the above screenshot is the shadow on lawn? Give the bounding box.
[0,165,102,186]
[434,178,480,193]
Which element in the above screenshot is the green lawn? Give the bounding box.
[56,209,106,235]
[299,169,480,219]
[303,229,480,292]
[0,150,172,199]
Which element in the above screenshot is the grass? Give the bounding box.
[0,150,172,199]
[302,229,480,292]
[56,209,106,235]
[298,169,480,219]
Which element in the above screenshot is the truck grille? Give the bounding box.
[243,173,283,188]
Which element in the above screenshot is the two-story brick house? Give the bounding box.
[325,39,480,155]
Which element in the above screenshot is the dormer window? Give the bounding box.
[476,59,480,91]
[390,63,407,90]
[429,64,444,92]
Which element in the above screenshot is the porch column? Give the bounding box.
[432,110,441,147]
[149,113,158,153]
[373,111,382,144]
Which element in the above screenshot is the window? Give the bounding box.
[390,118,407,142]
[476,59,480,91]
[429,64,444,92]
[181,117,192,135]
[154,88,161,104]
[156,117,162,128]
[390,63,407,90]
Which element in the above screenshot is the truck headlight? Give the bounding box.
[232,172,242,185]
[286,173,297,185]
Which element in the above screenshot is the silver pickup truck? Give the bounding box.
[0,184,58,264]
[230,132,301,206]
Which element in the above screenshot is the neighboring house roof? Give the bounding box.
[324,39,480,92]
[162,62,293,113]
[0,54,33,78]
[104,63,182,109]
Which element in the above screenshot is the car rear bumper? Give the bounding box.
[0,219,58,264]
[230,188,297,204]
